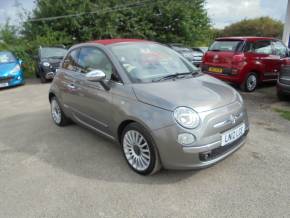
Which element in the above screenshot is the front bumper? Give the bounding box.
[152,101,249,170]
[44,72,56,80]
[277,80,290,95]
[0,72,24,88]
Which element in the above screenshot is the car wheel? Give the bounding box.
[241,73,258,92]
[121,123,161,175]
[50,97,70,126]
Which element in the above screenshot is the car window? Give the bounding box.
[252,40,272,55]
[78,47,114,80]
[209,40,243,52]
[40,47,67,59]
[0,51,16,64]
[110,42,197,83]
[63,49,80,71]
[272,41,288,57]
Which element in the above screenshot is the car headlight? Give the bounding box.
[10,65,21,75]
[43,62,50,67]
[174,107,200,129]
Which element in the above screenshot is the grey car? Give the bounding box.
[49,39,249,175]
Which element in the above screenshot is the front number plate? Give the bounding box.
[221,123,245,146]
[0,83,9,88]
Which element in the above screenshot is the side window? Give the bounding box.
[253,40,272,55]
[273,41,288,58]
[78,47,115,80]
[63,49,80,71]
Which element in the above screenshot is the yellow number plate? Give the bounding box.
[209,67,223,73]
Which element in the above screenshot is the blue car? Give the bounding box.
[0,51,24,88]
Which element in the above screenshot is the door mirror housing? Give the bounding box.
[86,70,106,82]
[85,70,110,90]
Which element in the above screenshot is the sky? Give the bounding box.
[0,0,288,28]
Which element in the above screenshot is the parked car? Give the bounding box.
[277,64,290,100]
[36,46,67,83]
[168,44,203,67]
[193,47,208,54]
[202,37,290,92]
[49,39,249,175]
[0,51,24,88]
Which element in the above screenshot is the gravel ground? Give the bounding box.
[0,79,290,218]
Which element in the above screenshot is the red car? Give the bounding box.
[202,37,289,92]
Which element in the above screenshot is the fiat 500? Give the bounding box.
[49,39,249,175]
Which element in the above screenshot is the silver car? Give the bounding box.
[49,39,249,175]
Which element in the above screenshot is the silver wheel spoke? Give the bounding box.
[123,130,151,171]
[51,100,61,124]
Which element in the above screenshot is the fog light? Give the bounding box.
[177,133,196,145]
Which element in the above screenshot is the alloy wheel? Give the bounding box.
[123,130,151,171]
[246,74,257,91]
[51,99,62,124]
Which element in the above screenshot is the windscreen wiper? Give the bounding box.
[153,72,196,82]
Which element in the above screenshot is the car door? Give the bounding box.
[59,48,84,111]
[251,40,277,81]
[73,46,121,136]
[272,40,289,76]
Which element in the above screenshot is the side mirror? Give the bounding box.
[18,59,23,65]
[85,70,106,82]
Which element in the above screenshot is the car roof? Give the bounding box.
[216,36,276,41]
[90,38,147,45]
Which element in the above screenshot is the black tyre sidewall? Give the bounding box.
[121,123,158,175]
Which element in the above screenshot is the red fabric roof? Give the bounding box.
[90,38,147,45]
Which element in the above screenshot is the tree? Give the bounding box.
[220,17,283,38]
[0,20,18,44]
[22,0,211,46]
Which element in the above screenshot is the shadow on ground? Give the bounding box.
[0,110,195,184]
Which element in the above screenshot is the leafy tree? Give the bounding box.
[23,0,211,46]
[220,17,283,38]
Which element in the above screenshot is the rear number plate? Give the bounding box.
[209,67,223,73]
[221,123,245,146]
[0,83,9,88]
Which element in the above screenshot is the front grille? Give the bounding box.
[199,130,248,162]
[0,76,13,83]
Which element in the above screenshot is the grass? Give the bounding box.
[274,109,290,121]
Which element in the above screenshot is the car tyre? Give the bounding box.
[277,90,288,101]
[121,123,161,175]
[240,73,258,92]
[50,97,70,126]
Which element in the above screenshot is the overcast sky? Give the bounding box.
[0,0,288,28]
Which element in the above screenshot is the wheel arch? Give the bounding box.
[48,92,56,102]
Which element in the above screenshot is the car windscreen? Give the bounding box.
[209,40,244,52]
[0,52,16,64]
[40,48,67,59]
[110,42,198,83]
